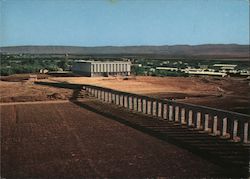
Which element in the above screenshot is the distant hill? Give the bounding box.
[0,44,249,59]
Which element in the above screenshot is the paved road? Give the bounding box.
[1,101,224,178]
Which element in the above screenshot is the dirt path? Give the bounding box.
[0,100,70,106]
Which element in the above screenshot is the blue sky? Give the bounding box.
[0,0,249,46]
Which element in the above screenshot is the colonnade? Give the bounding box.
[85,86,250,144]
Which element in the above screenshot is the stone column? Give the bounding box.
[229,119,236,140]
[240,122,249,143]
[202,114,209,131]
[212,115,218,135]
[169,105,175,121]
[186,109,193,127]
[174,106,179,122]
[221,117,227,137]
[179,108,184,124]
[195,112,201,129]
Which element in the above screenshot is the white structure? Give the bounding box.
[156,67,179,71]
[186,70,227,77]
[213,64,237,70]
[72,60,131,77]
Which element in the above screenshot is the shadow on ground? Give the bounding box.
[35,81,249,178]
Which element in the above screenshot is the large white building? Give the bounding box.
[72,60,131,77]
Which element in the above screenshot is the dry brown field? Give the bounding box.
[0,80,74,102]
[1,101,224,178]
[45,76,250,114]
[0,77,250,114]
[1,75,249,177]
[1,76,249,113]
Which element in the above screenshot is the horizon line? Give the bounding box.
[1,43,250,48]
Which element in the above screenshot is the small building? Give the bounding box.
[213,64,237,70]
[72,60,131,77]
[156,67,179,71]
[184,69,227,77]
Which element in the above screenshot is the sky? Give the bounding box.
[0,0,249,47]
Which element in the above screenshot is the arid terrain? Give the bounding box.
[2,75,248,113]
[0,80,74,102]
[1,75,249,177]
[51,76,250,114]
[1,101,226,178]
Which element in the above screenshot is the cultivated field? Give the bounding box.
[1,101,224,178]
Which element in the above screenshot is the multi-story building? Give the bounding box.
[72,60,131,77]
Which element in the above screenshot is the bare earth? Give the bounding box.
[45,76,250,114]
[1,101,223,178]
[1,76,249,177]
[0,80,74,102]
[1,76,249,113]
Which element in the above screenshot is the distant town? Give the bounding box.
[1,53,250,79]
[131,58,250,78]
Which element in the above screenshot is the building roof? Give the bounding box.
[74,60,131,64]
[213,64,237,67]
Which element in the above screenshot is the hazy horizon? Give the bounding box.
[1,43,249,48]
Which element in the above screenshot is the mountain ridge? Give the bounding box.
[1,44,249,58]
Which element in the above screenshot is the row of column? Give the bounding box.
[85,87,249,144]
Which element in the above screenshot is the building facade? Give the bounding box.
[72,60,131,77]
